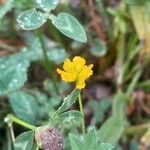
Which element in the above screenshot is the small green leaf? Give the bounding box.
[17,9,47,30]
[69,134,83,150]
[52,89,80,117]
[112,93,129,118]
[0,53,30,96]
[84,128,98,150]
[0,0,14,20]
[8,91,39,124]
[14,131,34,150]
[98,93,128,143]
[55,110,83,128]
[35,0,59,12]
[98,116,125,144]
[47,48,68,65]
[69,129,114,150]
[90,39,107,57]
[97,143,114,150]
[50,13,87,43]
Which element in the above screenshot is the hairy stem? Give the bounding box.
[6,114,36,130]
[78,92,85,135]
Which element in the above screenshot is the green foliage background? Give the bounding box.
[0,0,150,150]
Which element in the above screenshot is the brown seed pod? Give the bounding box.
[35,126,63,150]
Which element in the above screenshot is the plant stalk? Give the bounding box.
[6,114,36,130]
[35,29,59,95]
[78,92,85,135]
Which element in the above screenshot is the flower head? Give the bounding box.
[57,56,93,89]
[35,126,63,150]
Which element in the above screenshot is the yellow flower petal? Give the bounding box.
[73,56,86,72]
[57,69,76,82]
[76,79,86,89]
[76,64,93,89]
[78,65,93,79]
[63,58,74,73]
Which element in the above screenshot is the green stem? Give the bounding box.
[36,146,39,150]
[6,114,36,130]
[35,29,59,95]
[78,92,85,135]
[126,69,142,96]
[9,122,15,142]
[6,127,13,150]
[47,20,69,51]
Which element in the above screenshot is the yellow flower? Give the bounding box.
[57,56,93,89]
